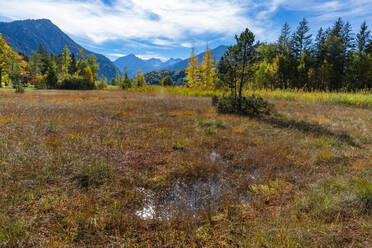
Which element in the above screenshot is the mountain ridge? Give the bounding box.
[114,54,182,78]
[114,45,228,78]
[0,19,229,80]
[0,19,117,79]
[167,45,228,72]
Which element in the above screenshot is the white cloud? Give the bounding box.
[256,0,288,19]
[180,42,194,48]
[137,54,168,62]
[108,51,169,62]
[107,53,128,59]
[180,41,208,48]
[0,0,256,44]
[152,38,175,47]
[0,0,371,49]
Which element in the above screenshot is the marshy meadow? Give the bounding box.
[0,88,371,247]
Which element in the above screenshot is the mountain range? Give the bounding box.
[0,19,117,79]
[114,55,182,78]
[0,18,229,80]
[114,45,228,78]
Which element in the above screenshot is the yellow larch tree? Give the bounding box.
[200,49,217,90]
[185,47,201,88]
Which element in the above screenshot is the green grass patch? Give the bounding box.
[129,86,372,109]
[355,179,372,214]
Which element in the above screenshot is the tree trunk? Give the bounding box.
[234,78,237,99]
[0,69,2,87]
[239,47,247,110]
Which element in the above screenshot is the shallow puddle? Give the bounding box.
[136,150,253,220]
[136,178,252,220]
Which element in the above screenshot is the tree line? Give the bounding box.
[0,35,104,90]
[0,33,150,90]
[186,18,372,92]
[144,70,186,86]
[111,67,148,89]
[29,45,101,89]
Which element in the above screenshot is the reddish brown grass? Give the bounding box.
[0,89,371,247]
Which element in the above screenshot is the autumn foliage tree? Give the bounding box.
[134,69,146,87]
[29,45,100,90]
[185,47,217,90]
[62,45,71,77]
[0,33,10,86]
[0,33,30,88]
[185,47,201,88]
[200,49,217,90]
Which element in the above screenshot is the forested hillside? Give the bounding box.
[144,70,186,85]
[0,19,117,79]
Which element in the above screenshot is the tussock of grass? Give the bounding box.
[355,179,372,213]
[197,118,225,129]
[0,217,30,247]
[74,162,112,188]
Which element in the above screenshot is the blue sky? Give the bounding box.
[0,0,371,61]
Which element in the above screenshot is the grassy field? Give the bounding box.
[0,89,372,247]
[0,86,36,91]
[129,86,372,109]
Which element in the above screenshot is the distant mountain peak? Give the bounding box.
[166,58,182,62]
[166,45,228,72]
[113,45,228,78]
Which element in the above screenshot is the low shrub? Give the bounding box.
[160,76,174,87]
[97,81,108,89]
[120,78,132,90]
[33,75,46,89]
[213,95,273,116]
[15,85,25,93]
[212,95,219,106]
[58,76,97,90]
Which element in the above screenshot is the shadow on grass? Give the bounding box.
[260,116,358,147]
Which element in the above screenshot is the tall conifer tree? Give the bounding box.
[61,45,71,77]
